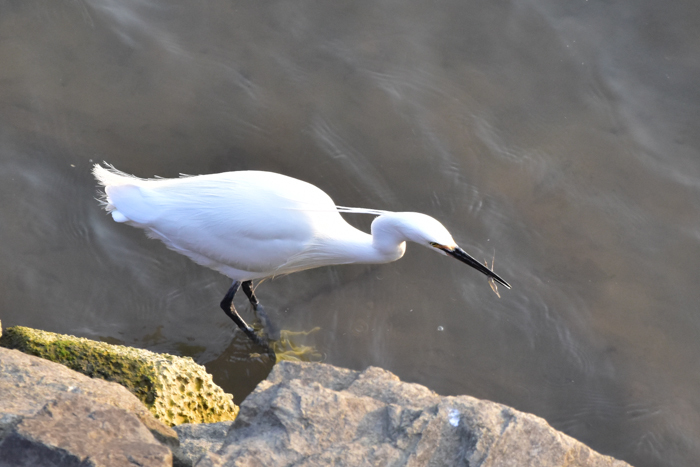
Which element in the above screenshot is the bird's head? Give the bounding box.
[373,212,511,289]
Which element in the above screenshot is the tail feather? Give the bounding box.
[93,163,146,217]
[93,163,144,188]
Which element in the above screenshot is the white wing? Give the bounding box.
[94,166,350,278]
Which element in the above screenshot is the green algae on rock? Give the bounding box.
[0,326,238,426]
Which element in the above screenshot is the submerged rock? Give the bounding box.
[0,347,175,467]
[0,326,238,426]
[200,361,631,467]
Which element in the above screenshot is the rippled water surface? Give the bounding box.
[2,1,699,465]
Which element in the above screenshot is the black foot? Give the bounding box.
[220,281,275,357]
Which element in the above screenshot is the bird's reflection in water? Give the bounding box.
[204,326,323,402]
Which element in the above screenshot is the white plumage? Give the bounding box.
[93,164,510,345]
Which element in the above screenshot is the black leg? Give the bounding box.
[241,280,279,340]
[241,281,259,308]
[220,281,270,349]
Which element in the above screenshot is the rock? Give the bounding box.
[173,421,234,467]
[0,326,238,426]
[205,361,631,467]
[0,347,175,466]
[193,452,226,467]
[1,393,172,467]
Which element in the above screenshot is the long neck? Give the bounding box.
[275,215,407,276]
[319,225,406,265]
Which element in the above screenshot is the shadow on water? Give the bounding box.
[200,327,322,402]
[201,337,276,403]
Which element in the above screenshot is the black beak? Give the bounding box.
[444,246,512,289]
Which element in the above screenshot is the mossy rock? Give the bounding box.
[0,326,238,426]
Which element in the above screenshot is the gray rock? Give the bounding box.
[0,347,176,466]
[173,421,234,467]
[193,452,225,467]
[0,393,172,467]
[206,361,631,467]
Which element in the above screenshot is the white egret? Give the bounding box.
[93,164,511,347]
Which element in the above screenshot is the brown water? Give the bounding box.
[2,1,699,465]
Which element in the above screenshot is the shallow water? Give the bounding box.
[2,1,700,465]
